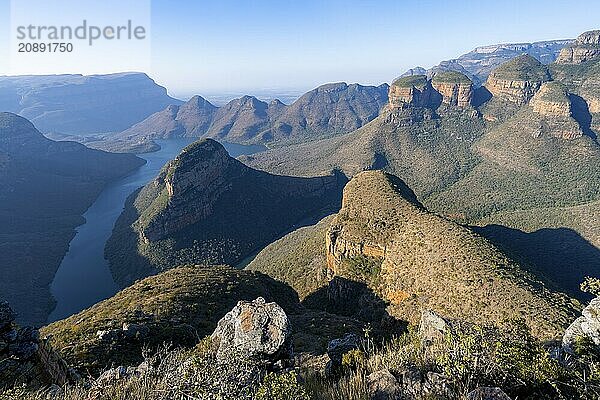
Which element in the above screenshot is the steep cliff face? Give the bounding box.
[485,55,550,105]
[387,73,474,110]
[107,139,346,286]
[529,82,583,139]
[430,71,473,107]
[325,171,578,339]
[556,30,600,64]
[387,75,440,109]
[138,140,250,242]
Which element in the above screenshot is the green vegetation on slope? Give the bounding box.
[489,54,550,81]
[391,75,428,89]
[247,215,334,299]
[42,265,301,374]
[431,70,472,84]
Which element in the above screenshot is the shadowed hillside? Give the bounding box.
[106,139,346,287]
[0,113,145,325]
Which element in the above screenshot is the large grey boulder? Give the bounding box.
[419,310,451,345]
[563,296,600,353]
[211,297,292,365]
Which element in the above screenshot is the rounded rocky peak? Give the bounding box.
[235,95,267,109]
[344,170,420,208]
[489,54,550,82]
[392,75,428,89]
[431,70,472,85]
[176,138,228,161]
[270,99,284,106]
[576,30,600,45]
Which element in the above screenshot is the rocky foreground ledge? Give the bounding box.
[2,293,599,399]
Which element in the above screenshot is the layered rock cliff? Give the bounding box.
[529,81,583,139]
[325,171,578,339]
[485,55,550,105]
[556,30,600,64]
[431,71,474,107]
[387,75,439,109]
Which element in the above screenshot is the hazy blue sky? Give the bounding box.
[2,0,600,97]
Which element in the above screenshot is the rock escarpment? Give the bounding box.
[137,139,342,243]
[431,71,474,107]
[485,55,550,105]
[107,139,346,286]
[529,81,583,139]
[556,30,600,64]
[387,73,474,110]
[403,40,571,87]
[325,171,578,338]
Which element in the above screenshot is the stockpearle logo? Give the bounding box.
[9,0,151,75]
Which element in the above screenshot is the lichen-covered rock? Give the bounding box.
[563,296,600,353]
[211,297,292,366]
[93,361,150,390]
[485,55,550,105]
[467,387,512,400]
[419,310,451,345]
[556,30,600,64]
[396,366,453,399]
